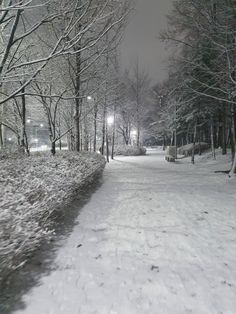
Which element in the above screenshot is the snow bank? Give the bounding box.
[0,151,105,286]
[114,145,146,156]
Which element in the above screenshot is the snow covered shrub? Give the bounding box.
[178,142,209,157]
[0,152,105,286]
[0,148,25,160]
[114,145,146,156]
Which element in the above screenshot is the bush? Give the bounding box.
[114,145,146,156]
[0,151,105,286]
[178,142,209,157]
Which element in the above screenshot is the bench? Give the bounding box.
[165,146,177,162]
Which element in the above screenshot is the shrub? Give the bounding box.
[178,142,209,157]
[114,145,146,156]
[0,152,105,286]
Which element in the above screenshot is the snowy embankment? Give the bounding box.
[0,151,105,286]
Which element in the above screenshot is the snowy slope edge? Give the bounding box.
[0,152,106,287]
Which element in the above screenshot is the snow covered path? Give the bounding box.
[14,149,236,314]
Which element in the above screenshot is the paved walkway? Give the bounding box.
[14,149,236,314]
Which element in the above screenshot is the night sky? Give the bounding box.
[120,0,173,82]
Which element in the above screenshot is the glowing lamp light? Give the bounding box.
[33,138,39,143]
[8,137,12,141]
[26,119,31,124]
[40,123,44,128]
[131,130,137,136]
[107,116,114,125]
[87,96,92,101]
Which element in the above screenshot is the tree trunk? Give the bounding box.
[0,124,4,148]
[230,105,236,175]
[171,131,175,146]
[51,141,56,156]
[106,123,109,163]
[210,117,216,160]
[137,121,140,147]
[174,129,177,158]
[198,128,202,156]
[75,51,81,152]
[163,136,166,150]
[75,100,81,152]
[83,113,89,152]
[20,89,29,154]
[93,102,98,152]
[191,123,197,164]
[101,105,106,155]
[111,113,115,160]
[222,106,227,155]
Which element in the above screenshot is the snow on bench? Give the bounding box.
[165,146,177,162]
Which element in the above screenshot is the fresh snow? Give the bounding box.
[13,149,236,314]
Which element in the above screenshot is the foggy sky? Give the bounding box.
[120,0,173,83]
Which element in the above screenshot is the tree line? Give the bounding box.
[148,0,236,175]
[0,0,137,157]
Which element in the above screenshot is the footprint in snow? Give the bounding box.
[151,265,159,272]
[95,254,102,260]
[221,280,233,287]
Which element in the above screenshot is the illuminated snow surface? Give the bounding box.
[14,149,236,314]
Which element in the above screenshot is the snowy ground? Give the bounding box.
[12,149,236,314]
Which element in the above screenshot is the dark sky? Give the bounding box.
[120,0,173,82]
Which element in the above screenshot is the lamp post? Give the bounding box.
[107,116,114,126]
[107,115,116,160]
[131,129,137,146]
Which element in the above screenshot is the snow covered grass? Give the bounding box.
[184,148,233,172]
[114,145,146,156]
[0,151,105,286]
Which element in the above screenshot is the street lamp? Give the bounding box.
[131,130,137,136]
[131,130,137,146]
[107,116,114,126]
[87,96,92,101]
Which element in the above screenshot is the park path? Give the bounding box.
[14,149,236,314]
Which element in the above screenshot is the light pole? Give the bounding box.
[107,115,116,159]
[131,129,137,146]
[106,115,116,161]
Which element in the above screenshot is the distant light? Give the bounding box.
[8,137,12,141]
[131,130,137,136]
[107,116,114,125]
[33,138,39,143]
[41,145,48,150]
[87,96,92,101]
[27,119,31,123]
[40,123,44,128]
